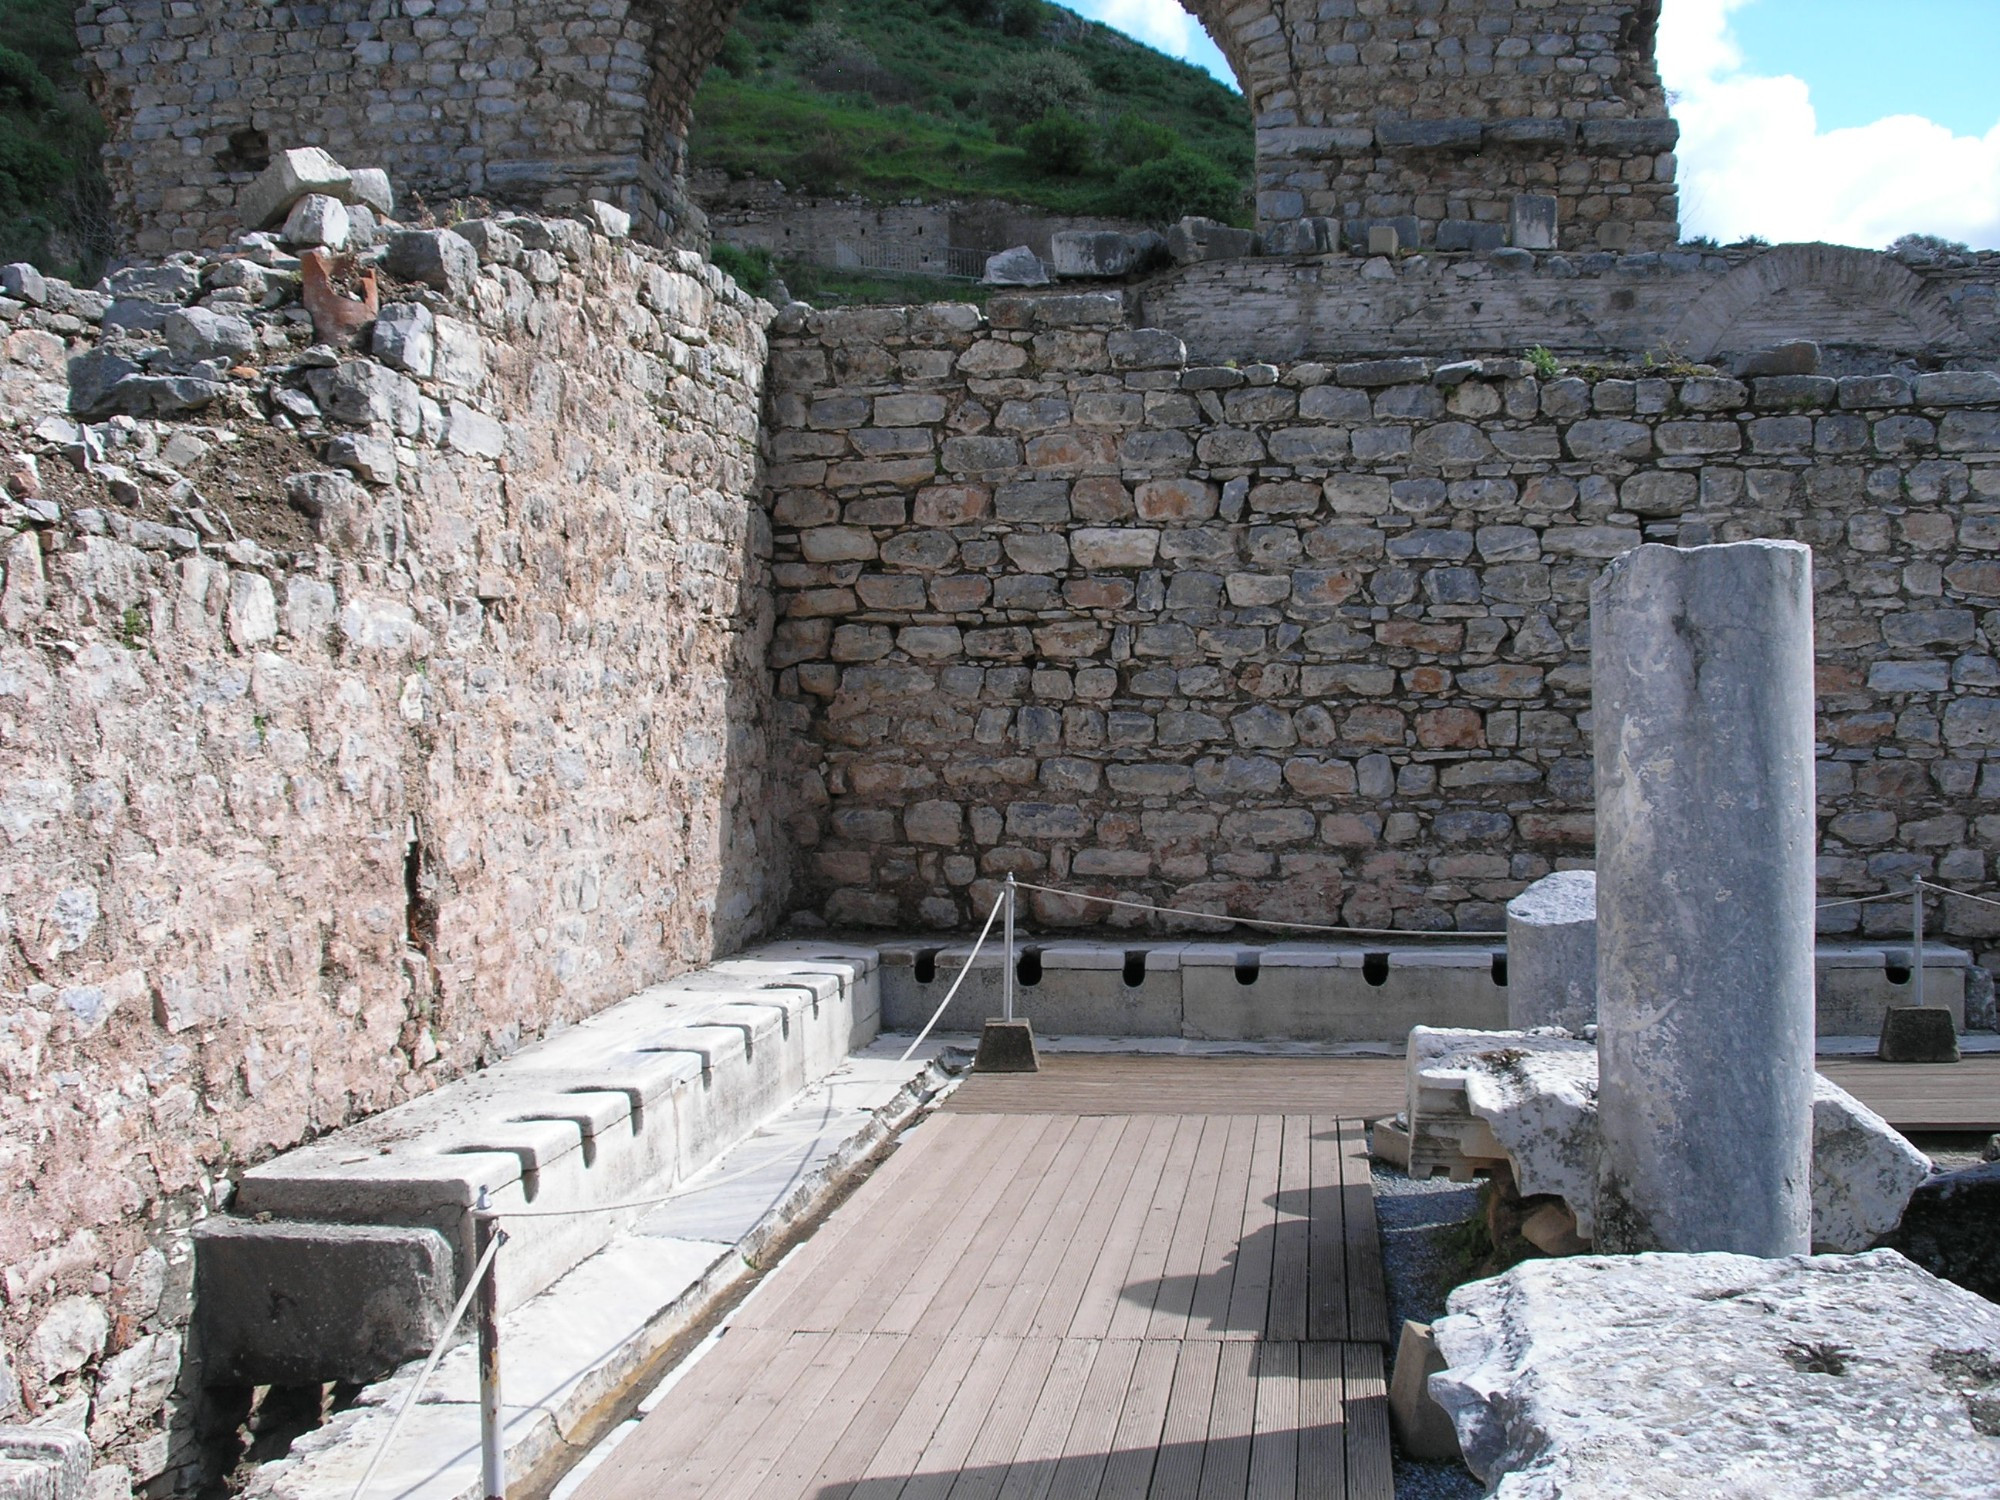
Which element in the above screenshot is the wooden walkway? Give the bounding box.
[578,1080,1395,1499]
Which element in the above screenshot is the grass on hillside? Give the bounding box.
[691,0,1254,226]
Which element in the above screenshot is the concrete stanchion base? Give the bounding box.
[973,1019,1039,1073]
[1879,1007,1961,1063]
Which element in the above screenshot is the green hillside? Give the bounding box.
[691,0,1252,226]
[0,0,109,278]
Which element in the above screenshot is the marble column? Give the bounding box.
[1506,870,1597,1032]
[1592,541,1817,1256]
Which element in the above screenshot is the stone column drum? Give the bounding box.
[1591,541,1818,1256]
[1505,870,1598,1032]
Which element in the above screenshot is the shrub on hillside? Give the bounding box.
[789,21,870,71]
[1019,109,1094,176]
[983,49,1095,132]
[1107,112,1178,168]
[1109,150,1241,225]
[711,241,776,296]
[998,0,1046,37]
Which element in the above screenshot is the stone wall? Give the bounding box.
[1180,0,1678,249]
[81,0,1678,256]
[0,218,783,1488]
[1138,242,2000,366]
[76,0,737,255]
[763,291,2000,957]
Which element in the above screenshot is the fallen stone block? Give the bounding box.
[981,246,1048,286]
[1260,217,1341,257]
[348,168,395,218]
[1387,1321,1459,1461]
[1165,217,1259,265]
[163,306,257,364]
[1431,1249,2000,1499]
[281,194,351,251]
[383,229,479,299]
[194,1220,455,1386]
[0,263,47,307]
[106,264,201,305]
[1047,230,1165,279]
[371,303,436,378]
[1879,1006,1960,1062]
[240,147,352,230]
[1408,1029,1932,1251]
[0,1427,90,1500]
[583,200,632,239]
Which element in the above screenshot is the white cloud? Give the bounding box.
[1660,0,2000,249]
[1066,0,1237,88]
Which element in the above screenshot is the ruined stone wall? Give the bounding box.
[84,0,1678,256]
[0,220,783,1487]
[1182,0,1677,249]
[76,0,732,255]
[764,291,2000,957]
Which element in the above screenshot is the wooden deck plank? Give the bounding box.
[1307,1118,1350,1342]
[956,1118,1114,1338]
[1102,1116,1208,1341]
[910,1116,1081,1340]
[1244,1342,1299,1500]
[943,1056,1404,1119]
[1186,1115,1259,1341]
[1145,1341,1220,1500]
[656,1330,831,1497]
[880,1337,1025,1500]
[1821,1055,2000,1131]
[988,1339,1100,1500]
[1026,1116,1168,1340]
[1296,1342,1348,1500]
[574,1326,792,1495]
[1339,1122,1391,1347]
[989,1117,1134,1337]
[1042,1338,1143,1500]
[777,1333,942,1500]
[930,1337,1060,1500]
[1193,1340,1257,1500]
[1095,1341,1179,1500]
[820,1336,983,1500]
[856,1115,1057,1336]
[1266,1115,1312,1344]
[1142,1118,1231,1342]
[1342,1344,1394,1500]
[1221,1116,1282,1341]
[1064,1116,1183,1340]
[702,1331,872,1500]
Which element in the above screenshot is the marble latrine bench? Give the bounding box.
[875,939,1971,1044]
[194,944,880,1387]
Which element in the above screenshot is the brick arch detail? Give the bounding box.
[1668,244,1966,360]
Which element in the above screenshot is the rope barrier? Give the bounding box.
[1918,878,2000,912]
[1009,881,1502,940]
[349,1230,505,1500]
[898,884,1008,1063]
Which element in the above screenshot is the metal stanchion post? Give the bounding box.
[1913,879,1926,1012]
[473,1189,506,1500]
[1003,874,1016,1024]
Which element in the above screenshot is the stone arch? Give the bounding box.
[1668,244,1966,360]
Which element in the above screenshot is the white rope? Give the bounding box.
[1814,889,1920,911]
[501,1121,849,1219]
[1919,878,2000,912]
[349,1230,504,1500]
[898,885,1007,1063]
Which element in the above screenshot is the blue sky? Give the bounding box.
[1064,0,2000,249]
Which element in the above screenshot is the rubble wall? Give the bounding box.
[765,291,2000,951]
[0,220,784,1487]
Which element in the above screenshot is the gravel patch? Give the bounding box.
[1374,1162,1487,1500]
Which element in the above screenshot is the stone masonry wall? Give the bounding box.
[764,291,2000,960]
[0,219,782,1488]
[76,0,734,255]
[1181,0,1678,249]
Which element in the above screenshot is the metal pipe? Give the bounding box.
[474,1189,505,1500]
[1003,874,1016,1023]
[1913,879,1926,1011]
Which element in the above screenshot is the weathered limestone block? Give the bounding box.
[982,247,1048,287]
[1505,870,1596,1031]
[1412,1030,1929,1252]
[0,1428,90,1500]
[1048,231,1162,280]
[1431,1250,2000,1500]
[239,148,353,230]
[384,230,479,299]
[1593,541,1819,1256]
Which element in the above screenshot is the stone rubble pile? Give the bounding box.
[1408,1027,1933,1253]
